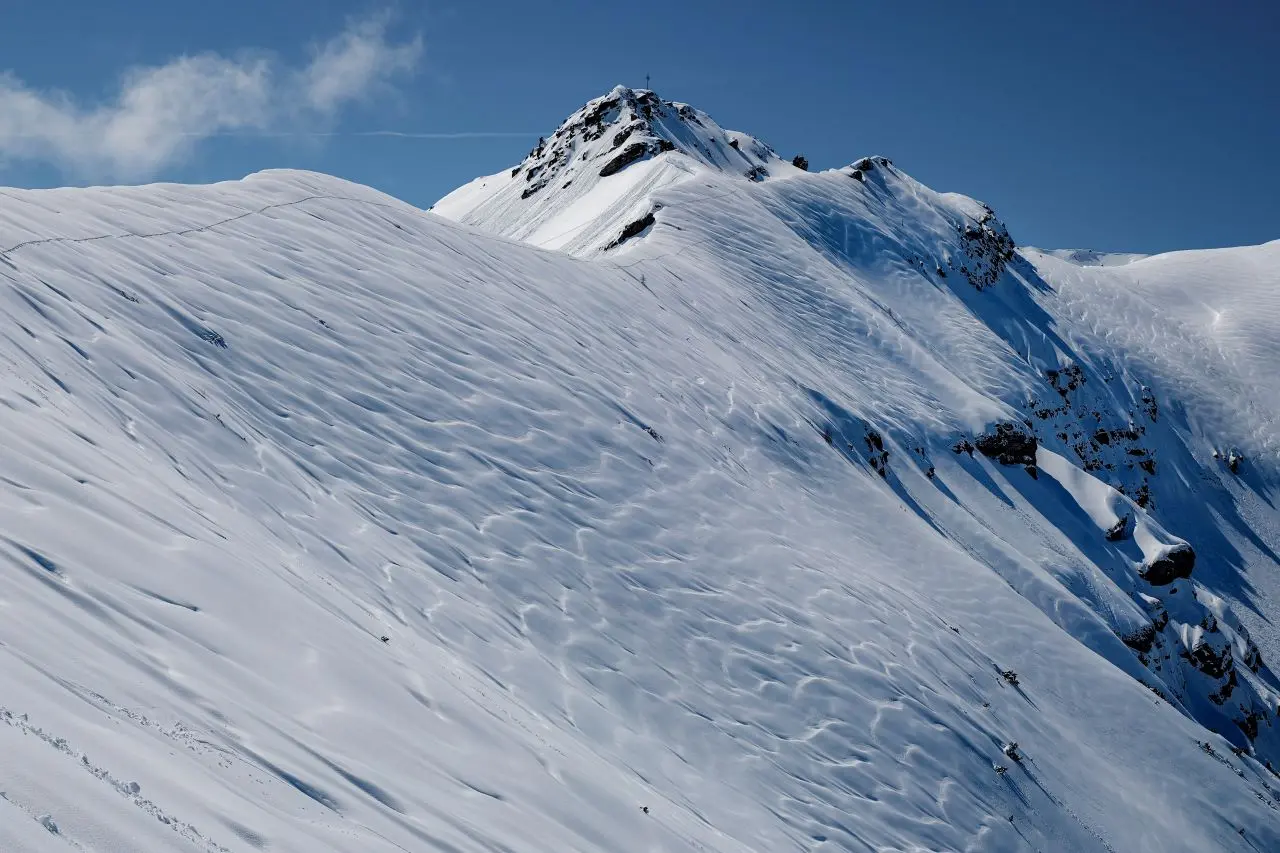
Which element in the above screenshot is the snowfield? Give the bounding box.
[2,88,1280,851]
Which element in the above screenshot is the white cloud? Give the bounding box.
[0,17,421,181]
[301,15,422,114]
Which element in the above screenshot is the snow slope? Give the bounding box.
[1,91,1280,852]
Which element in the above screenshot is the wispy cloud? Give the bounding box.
[0,16,423,180]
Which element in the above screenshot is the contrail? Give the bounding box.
[183,130,537,139]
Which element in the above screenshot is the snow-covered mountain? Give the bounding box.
[433,85,804,255]
[3,88,1280,852]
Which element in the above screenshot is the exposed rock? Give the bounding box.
[1187,640,1232,680]
[792,154,809,171]
[1141,386,1159,421]
[864,430,889,478]
[599,142,651,177]
[1237,711,1262,740]
[1105,513,1133,541]
[1140,544,1196,586]
[975,422,1037,467]
[955,208,1016,290]
[603,211,657,251]
[1121,623,1157,654]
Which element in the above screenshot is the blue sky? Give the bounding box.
[0,0,1274,253]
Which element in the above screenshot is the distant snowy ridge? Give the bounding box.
[1,88,1280,853]
[1031,247,1149,266]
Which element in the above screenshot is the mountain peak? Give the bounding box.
[432,86,801,254]
[510,85,784,194]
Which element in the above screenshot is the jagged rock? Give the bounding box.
[603,211,657,251]
[612,125,638,148]
[1121,623,1157,654]
[849,169,864,182]
[955,209,1016,290]
[1237,710,1264,741]
[864,430,889,478]
[792,154,809,171]
[1045,364,1085,396]
[1208,669,1239,704]
[1187,640,1232,680]
[1141,386,1159,421]
[745,164,768,182]
[599,142,651,177]
[1140,544,1196,586]
[1105,513,1133,541]
[975,422,1037,467]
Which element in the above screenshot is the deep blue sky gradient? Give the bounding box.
[1,0,1275,253]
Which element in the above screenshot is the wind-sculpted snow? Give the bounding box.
[1,112,1280,852]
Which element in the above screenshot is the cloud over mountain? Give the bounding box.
[0,14,420,180]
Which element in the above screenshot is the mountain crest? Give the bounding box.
[432,85,803,254]
[510,85,782,201]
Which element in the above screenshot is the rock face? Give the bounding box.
[1028,362,1158,507]
[974,422,1038,467]
[603,210,658,251]
[505,87,783,203]
[1121,622,1157,653]
[1140,543,1196,586]
[941,205,1016,290]
[1105,513,1133,541]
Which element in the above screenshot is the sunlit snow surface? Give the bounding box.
[1,158,1280,853]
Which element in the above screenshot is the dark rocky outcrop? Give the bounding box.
[1121,623,1157,654]
[599,142,650,177]
[1105,513,1133,541]
[864,430,889,478]
[958,214,1016,289]
[792,154,809,171]
[603,211,657,251]
[1140,543,1195,586]
[1187,640,1233,680]
[974,422,1037,467]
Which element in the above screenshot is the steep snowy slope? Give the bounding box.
[2,91,1280,853]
